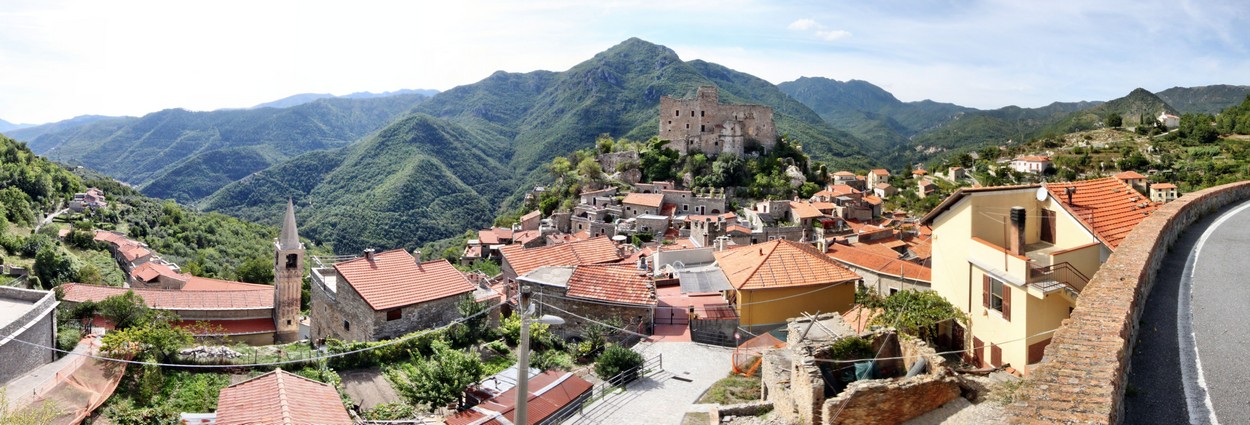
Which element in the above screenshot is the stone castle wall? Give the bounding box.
[659,86,775,156]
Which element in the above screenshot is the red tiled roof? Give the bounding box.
[714,240,860,290]
[863,195,883,206]
[182,276,272,291]
[334,250,476,311]
[833,171,856,177]
[875,182,893,189]
[445,371,592,425]
[215,369,352,425]
[131,261,180,283]
[788,201,824,220]
[827,243,931,282]
[912,170,927,175]
[871,169,890,176]
[521,210,542,222]
[1151,183,1177,189]
[842,305,883,334]
[622,192,665,208]
[479,229,502,245]
[92,230,128,245]
[564,264,656,306]
[59,283,273,310]
[1014,155,1051,162]
[1114,171,1146,180]
[118,244,151,262]
[1046,177,1158,250]
[500,237,622,277]
[812,202,836,211]
[173,318,276,336]
[727,225,753,235]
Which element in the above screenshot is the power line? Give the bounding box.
[533,301,650,339]
[2,302,501,369]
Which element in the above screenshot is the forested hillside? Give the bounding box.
[7,94,428,204]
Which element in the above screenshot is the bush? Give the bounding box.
[56,327,82,352]
[828,336,874,361]
[364,402,415,421]
[595,345,644,385]
[530,349,574,371]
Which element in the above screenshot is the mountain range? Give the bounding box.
[4,37,1248,254]
[250,89,441,109]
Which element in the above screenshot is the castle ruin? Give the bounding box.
[658,86,776,156]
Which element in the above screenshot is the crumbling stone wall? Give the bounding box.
[822,337,960,425]
[1007,180,1250,424]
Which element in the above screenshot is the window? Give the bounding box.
[700,125,705,132]
[286,319,292,325]
[683,204,688,211]
[386,309,402,321]
[690,110,695,117]
[1040,209,1056,244]
[686,123,690,129]
[889,287,899,296]
[675,110,680,117]
[982,274,1011,321]
[286,253,298,270]
[343,320,351,331]
[700,110,705,117]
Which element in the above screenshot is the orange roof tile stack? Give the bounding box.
[1047,177,1158,250]
[500,237,622,277]
[714,240,860,290]
[334,250,476,311]
[215,369,352,425]
[565,264,656,306]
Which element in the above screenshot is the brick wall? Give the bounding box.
[1006,181,1250,424]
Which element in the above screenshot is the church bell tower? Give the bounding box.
[274,199,304,343]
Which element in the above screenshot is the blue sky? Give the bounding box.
[1,0,1247,124]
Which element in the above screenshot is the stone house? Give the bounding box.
[917,179,937,198]
[498,236,625,285]
[659,86,776,156]
[0,286,58,386]
[310,249,477,342]
[1114,170,1148,193]
[661,188,727,216]
[621,192,664,219]
[519,263,657,338]
[579,187,619,207]
[518,210,542,231]
[826,243,931,295]
[1150,182,1179,203]
[68,187,107,212]
[633,181,676,193]
[921,177,1156,373]
[873,183,897,199]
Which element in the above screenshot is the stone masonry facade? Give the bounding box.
[0,287,58,385]
[1006,180,1250,424]
[310,270,467,342]
[659,86,775,156]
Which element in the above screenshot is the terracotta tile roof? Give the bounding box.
[1046,177,1158,250]
[59,283,273,310]
[564,264,656,306]
[842,305,883,334]
[173,318,276,336]
[118,244,151,262]
[1014,155,1051,162]
[812,202,836,211]
[521,210,542,222]
[827,243,931,282]
[445,371,592,425]
[912,170,927,175]
[513,230,544,245]
[727,225,753,235]
[181,276,272,291]
[714,240,859,290]
[1114,171,1146,180]
[215,369,352,425]
[622,192,665,208]
[131,261,180,283]
[92,230,128,245]
[871,169,890,176]
[863,195,883,206]
[833,171,856,177]
[830,184,861,195]
[479,229,501,245]
[788,201,824,220]
[875,182,893,189]
[500,237,623,277]
[334,250,476,311]
[1151,183,1177,189]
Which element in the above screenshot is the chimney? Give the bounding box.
[1009,207,1026,256]
[363,248,375,261]
[1065,187,1077,205]
[414,250,422,264]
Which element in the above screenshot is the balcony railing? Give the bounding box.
[1027,262,1089,295]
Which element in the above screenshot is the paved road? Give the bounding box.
[567,341,732,424]
[1126,199,1250,424]
[33,208,68,233]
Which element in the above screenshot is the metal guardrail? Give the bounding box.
[563,353,663,423]
[1028,261,1090,293]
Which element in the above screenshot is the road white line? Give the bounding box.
[1177,201,1250,425]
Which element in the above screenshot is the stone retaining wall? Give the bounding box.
[1006,181,1250,424]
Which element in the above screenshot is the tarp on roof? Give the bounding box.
[677,265,733,293]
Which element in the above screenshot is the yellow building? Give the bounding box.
[715,239,861,332]
[921,177,1157,374]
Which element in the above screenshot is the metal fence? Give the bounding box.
[561,353,663,423]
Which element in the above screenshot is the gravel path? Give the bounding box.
[567,342,733,425]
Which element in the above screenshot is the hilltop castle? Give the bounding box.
[659,86,776,156]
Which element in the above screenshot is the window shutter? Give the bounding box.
[991,344,1003,367]
[1002,283,1011,321]
[982,274,990,308]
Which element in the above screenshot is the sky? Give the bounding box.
[1,0,1247,124]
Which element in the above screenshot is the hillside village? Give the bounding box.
[4,83,1236,425]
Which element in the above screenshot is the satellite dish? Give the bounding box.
[1036,186,1048,201]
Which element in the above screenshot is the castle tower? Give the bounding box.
[273,199,304,343]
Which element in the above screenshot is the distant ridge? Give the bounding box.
[251,89,441,109]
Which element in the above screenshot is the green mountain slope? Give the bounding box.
[202,114,511,254]
[10,94,427,204]
[202,38,878,253]
[1156,85,1250,114]
[776,77,973,149]
[1040,88,1175,134]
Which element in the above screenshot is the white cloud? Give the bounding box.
[815,29,852,41]
[787,18,818,31]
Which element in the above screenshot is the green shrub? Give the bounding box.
[828,336,874,361]
[364,402,415,420]
[595,345,644,385]
[530,349,574,371]
[56,327,82,351]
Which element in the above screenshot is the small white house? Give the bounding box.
[1009,156,1051,174]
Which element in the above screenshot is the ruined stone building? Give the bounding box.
[659,86,776,156]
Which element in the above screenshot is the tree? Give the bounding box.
[864,289,968,344]
[576,157,603,182]
[387,340,484,409]
[76,263,105,286]
[448,295,490,348]
[101,311,193,363]
[236,255,274,284]
[98,291,150,330]
[1105,112,1123,128]
[33,245,76,289]
[595,344,644,385]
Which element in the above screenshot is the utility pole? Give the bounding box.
[515,284,533,425]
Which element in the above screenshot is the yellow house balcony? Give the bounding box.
[969,237,1091,303]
